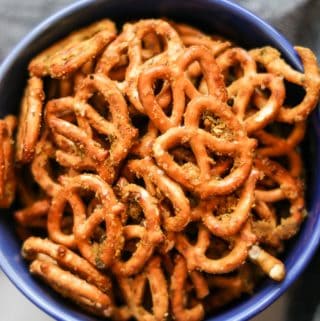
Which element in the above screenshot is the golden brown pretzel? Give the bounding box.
[153,125,255,198]
[254,156,305,242]
[22,237,114,317]
[175,223,256,274]
[111,179,164,276]
[250,46,320,123]
[125,158,191,232]
[46,74,137,183]
[114,256,169,321]
[0,115,17,208]
[227,73,285,134]
[15,77,44,163]
[192,168,259,237]
[170,255,206,321]
[29,19,116,78]
[50,174,125,268]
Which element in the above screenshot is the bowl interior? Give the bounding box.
[0,1,320,321]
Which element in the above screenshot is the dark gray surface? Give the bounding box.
[0,0,319,320]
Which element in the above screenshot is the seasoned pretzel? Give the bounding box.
[46,74,137,183]
[126,158,191,232]
[250,46,320,123]
[254,156,305,241]
[22,237,113,317]
[227,73,285,134]
[114,256,169,321]
[175,223,256,274]
[111,179,164,276]
[170,255,205,321]
[14,199,50,229]
[29,19,116,78]
[153,125,255,198]
[49,174,125,268]
[254,121,306,157]
[97,19,184,114]
[193,168,259,237]
[15,77,44,163]
[0,115,17,208]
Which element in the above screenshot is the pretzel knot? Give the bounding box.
[97,19,184,114]
[170,255,207,321]
[153,96,256,198]
[49,174,125,269]
[0,115,16,208]
[111,179,164,276]
[125,158,191,232]
[46,73,137,183]
[22,237,114,317]
[250,46,320,123]
[192,168,259,238]
[228,73,285,134]
[253,156,305,243]
[114,256,169,321]
[175,222,256,274]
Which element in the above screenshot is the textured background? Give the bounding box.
[0,0,319,320]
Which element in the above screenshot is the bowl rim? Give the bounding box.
[0,1,319,321]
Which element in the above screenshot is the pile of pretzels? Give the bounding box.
[1,18,320,321]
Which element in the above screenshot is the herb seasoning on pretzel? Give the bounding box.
[0,17,319,321]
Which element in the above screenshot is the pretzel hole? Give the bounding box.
[141,279,153,312]
[205,235,230,259]
[88,92,110,118]
[120,238,139,261]
[131,115,149,138]
[141,32,167,62]
[170,146,196,166]
[273,199,291,222]
[184,222,200,245]
[223,63,243,86]
[126,200,144,225]
[283,80,306,107]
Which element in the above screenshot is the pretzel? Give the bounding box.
[253,156,305,242]
[97,19,184,114]
[250,46,320,123]
[126,158,191,232]
[29,19,116,78]
[192,168,259,237]
[254,121,306,157]
[46,74,137,183]
[114,256,169,321]
[175,222,256,274]
[22,237,113,317]
[111,179,164,276]
[0,115,17,208]
[170,255,206,321]
[204,264,255,313]
[15,77,44,163]
[153,125,255,198]
[14,199,50,229]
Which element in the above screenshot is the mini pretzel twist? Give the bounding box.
[125,158,191,232]
[175,223,256,274]
[250,46,320,123]
[111,179,164,276]
[170,255,206,321]
[153,112,256,198]
[50,174,125,268]
[114,256,169,321]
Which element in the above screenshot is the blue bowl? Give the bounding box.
[0,1,319,321]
